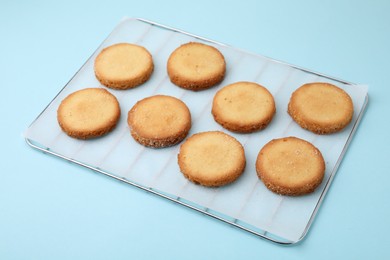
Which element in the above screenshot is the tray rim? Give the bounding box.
[25,17,369,245]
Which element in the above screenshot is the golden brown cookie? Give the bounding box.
[57,88,121,139]
[178,131,246,187]
[288,82,354,134]
[256,137,325,196]
[212,81,276,133]
[127,95,191,148]
[167,42,226,90]
[94,43,154,90]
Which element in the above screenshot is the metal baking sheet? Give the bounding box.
[24,17,368,244]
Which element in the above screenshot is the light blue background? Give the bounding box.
[1,0,389,259]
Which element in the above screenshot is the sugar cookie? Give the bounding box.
[128,95,191,148]
[256,137,325,196]
[212,81,276,133]
[167,42,226,90]
[57,88,120,139]
[178,131,246,187]
[288,82,354,134]
[94,43,153,90]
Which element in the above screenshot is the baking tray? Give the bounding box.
[24,17,368,244]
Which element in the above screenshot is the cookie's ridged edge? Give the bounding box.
[58,118,120,140]
[179,158,246,187]
[95,63,154,90]
[258,170,324,196]
[130,125,190,148]
[255,137,325,196]
[211,106,275,133]
[167,65,225,91]
[288,101,353,134]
